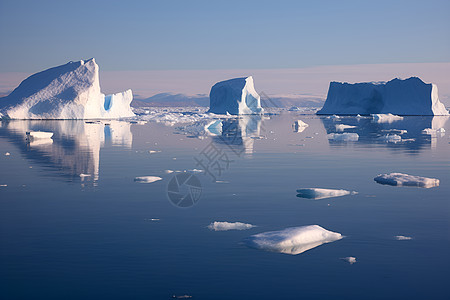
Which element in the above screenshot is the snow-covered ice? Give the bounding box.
[335,124,356,131]
[296,188,355,200]
[372,113,404,123]
[134,176,163,183]
[422,127,445,136]
[341,257,357,264]
[0,59,134,119]
[374,173,439,188]
[245,225,343,255]
[208,221,256,231]
[293,120,309,133]
[317,77,449,116]
[395,235,413,240]
[327,132,359,141]
[208,76,263,115]
[381,129,407,135]
[378,134,402,143]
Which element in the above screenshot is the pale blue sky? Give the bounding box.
[0,0,449,72]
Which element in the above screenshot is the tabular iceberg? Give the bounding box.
[208,76,263,115]
[0,58,135,119]
[317,77,449,116]
[374,173,439,188]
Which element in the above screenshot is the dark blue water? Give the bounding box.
[1,114,449,299]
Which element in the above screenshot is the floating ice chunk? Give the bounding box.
[79,173,91,178]
[208,221,256,231]
[164,170,174,174]
[205,120,223,136]
[341,257,357,264]
[374,173,439,188]
[395,235,412,240]
[379,134,402,143]
[186,169,204,173]
[381,129,407,135]
[327,133,359,141]
[335,124,356,131]
[293,120,309,133]
[371,113,403,123]
[327,115,341,120]
[0,59,134,119]
[4,152,10,156]
[149,150,161,154]
[317,77,449,116]
[422,128,445,136]
[296,188,355,200]
[26,131,53,139]
[134,176,163,183]
[245,225,343,255]
[0,184,7,187]
[288,106,301,111]
[208,76,263,115]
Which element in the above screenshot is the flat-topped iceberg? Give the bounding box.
[317,77,449,116]
[208,221,255,231]
[327,132,359,141]
[0,58,135,119]
[374,173,439,188]
[245,225,343,255]
[208,76,263,115]
[296,188,355,200]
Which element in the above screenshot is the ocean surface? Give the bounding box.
[1,112,449,300]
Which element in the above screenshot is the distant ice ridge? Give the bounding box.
[208,76,263,115]
[328,132,359,141]
[208,221,256,231]
[296,188,356,200]
[374,173,439,188]
[245,225,343,255]
[317,77,449,116]
[0,59,134,119]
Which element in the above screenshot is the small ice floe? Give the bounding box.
[374,173,439,188]
[341,256,357,264]
[245,225,343,255]
[422,128,445,137]
[379,134,402,143]
[215,180,229,184]
[293,120,309,133]
[371,113,403,123]
[327,133,359,142]
[296,188,356,200]
[185,169,204,173]
[327,115,341,120]
[79,173,91,178]
[288,106,301,111]
[395,235,412,240]
[0,184,7,187]
[4,152,10,156]
[149,150,161,154]
[164,170,174,174]
[208,221,256,231]
[134,176,163,183]
[172,295,192,299]
[335,124,356,131]
[145,218,160,221]
[381,129,407,135]
[26,131,54,139]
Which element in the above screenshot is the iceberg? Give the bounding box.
[296,188,355,200]
[374,173,439,188]
[207,221,256,231]
[0,58,135,119]
[317,77,449,116]
[208,76,263,115]
[245,225,343,255]
[293,120,309,133]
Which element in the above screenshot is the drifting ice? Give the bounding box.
[26,131,53,139]
[335,124,356,131]
[208,221,256,231]
[317,77,449,116]
[208,76,263,115]
[0,59,134,119]
[395,235,412,240]
[134,176,163,183]
[372,113,403,123]
[245,225,343,255]
[328,132,359,141]
[296,188,355,200]
[374,173,439,188]
[293,120,309,133]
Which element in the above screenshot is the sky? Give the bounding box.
[0,0,449,73]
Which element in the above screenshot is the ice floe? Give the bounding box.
[335,124,356,131]
[395,235,413,240]
[327,132,359,141]
[26,131,53,139]
[293,120,309,133]
[341,257,357,264]
[296,188,356,200]
[374,173,439,188]
[208,221,256,231]
[371,113,404,123]
[245,225,343,255]
[134,176,163,183]
[378,134,402,143]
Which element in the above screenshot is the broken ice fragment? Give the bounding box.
[374,173,439,188]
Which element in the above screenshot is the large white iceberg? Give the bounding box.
[374,173,439,188]
[245,225,343,255]
[317,77,449,116]
[0,58,135,119]
[208,76,263,115]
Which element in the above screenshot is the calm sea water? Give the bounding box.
[0,113,449,300]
